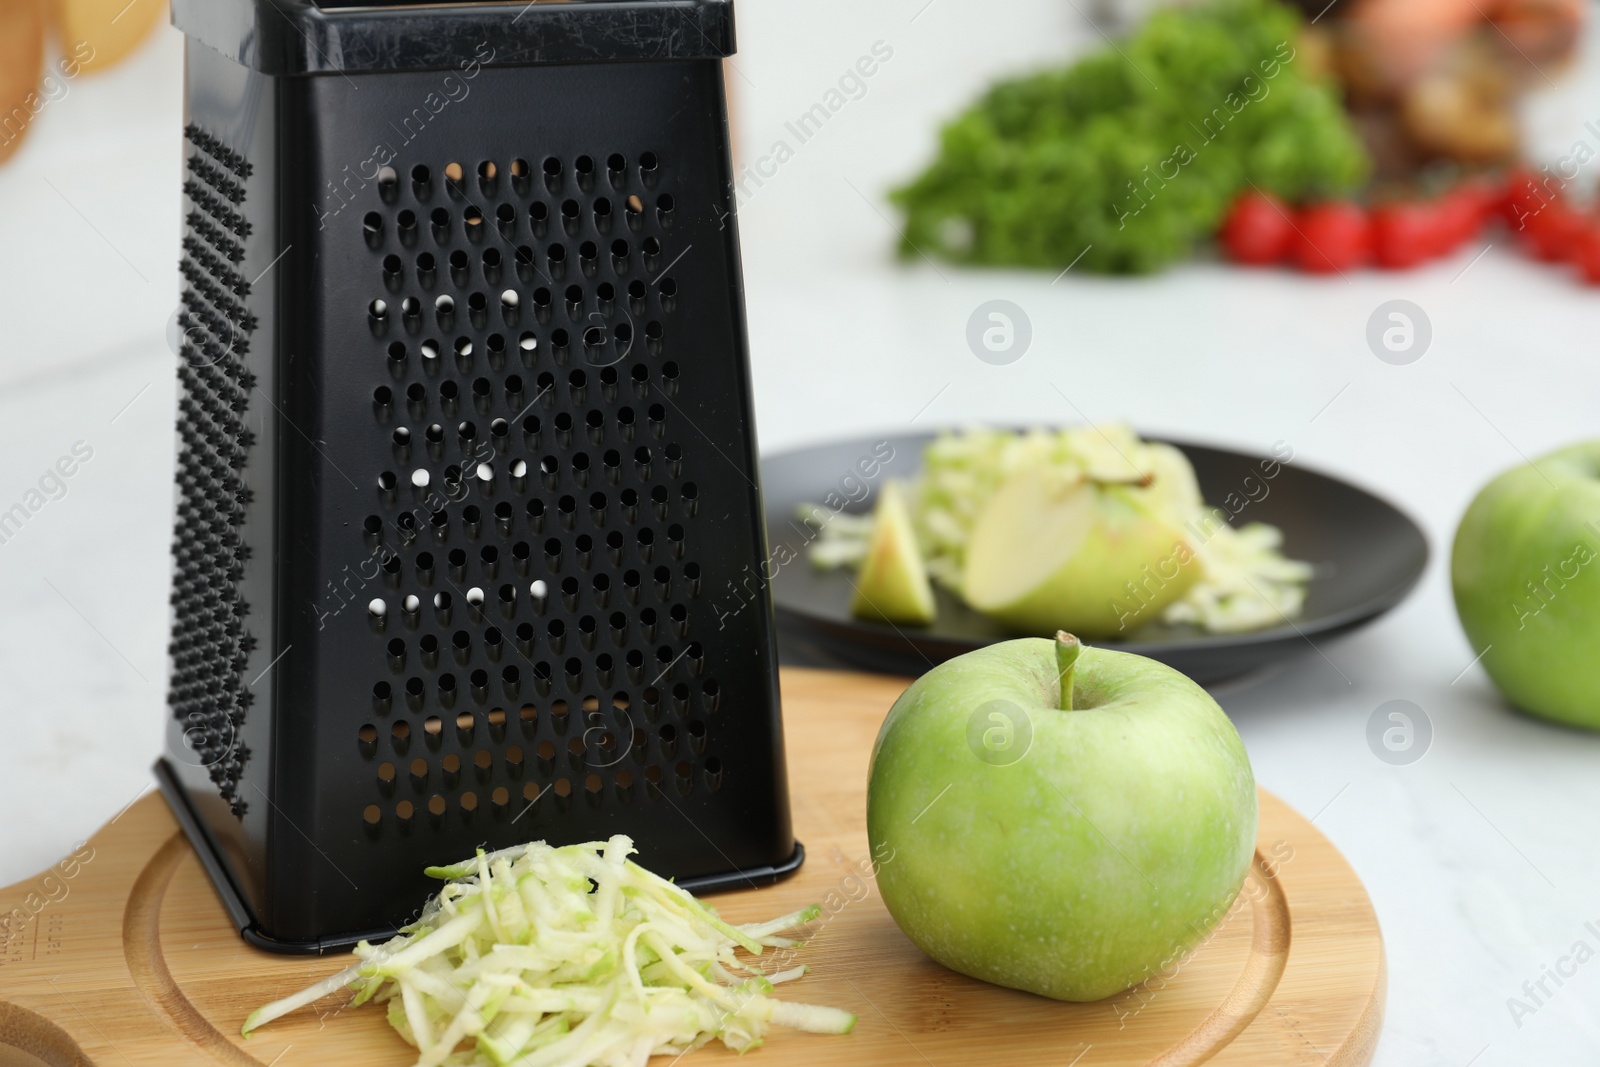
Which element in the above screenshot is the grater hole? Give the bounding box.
[428,795,446,816]
[543,157,561,179]
[413,164,431,184]
[479,161,497,182]
[523,782,542,802]
[445,162,464,183]
[396,799,414,821]
[393,721,411,742]
[461,791,478,812]
[425,716,442,736]
[378,762,396,783]
[465,206,484,230]
[511,158,530,179]
[359,724,378,744]
[369,299,388,321]
[553,778,572,798]
[432,207,451,229]
[368,598,387,619]
[364,805,381,826]
[626,195,643,214]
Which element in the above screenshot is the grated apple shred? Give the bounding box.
[241,835,855,1066]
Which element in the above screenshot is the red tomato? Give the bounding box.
[1371,201,1445,268]
[1292,202,1370,273]
[1569,221,1600,285]
[1521,201,1586,261]
[1435,180,1494,252]
[1502,167,1564,234]
[1219,191,1296,265]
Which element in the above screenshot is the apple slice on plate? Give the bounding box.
[963,465,1200,638]
[850,481,937,625]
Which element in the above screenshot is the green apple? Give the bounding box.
[851,481,937,625]
[1452,441,1600,728]
[866,634,1257,1001]
[962,465,1200,638]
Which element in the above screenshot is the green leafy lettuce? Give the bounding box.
[891,0,1369,273]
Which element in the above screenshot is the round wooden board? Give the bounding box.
[0,669,1384,1066]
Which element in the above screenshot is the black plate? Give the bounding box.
[761,432,1429,685]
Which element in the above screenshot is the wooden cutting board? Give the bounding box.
[0,669,1384,1067]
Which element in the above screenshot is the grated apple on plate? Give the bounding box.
[803,425,1311,635]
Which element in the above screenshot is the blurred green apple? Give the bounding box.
[962,465,1199,638]
[1452,442,1600,728]
[867,634,1257,1001]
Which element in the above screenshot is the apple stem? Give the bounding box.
[1055,631,1081,712]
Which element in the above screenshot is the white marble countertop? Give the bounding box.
[1,4,1598,1064]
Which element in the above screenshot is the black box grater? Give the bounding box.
[157,0,800,953]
